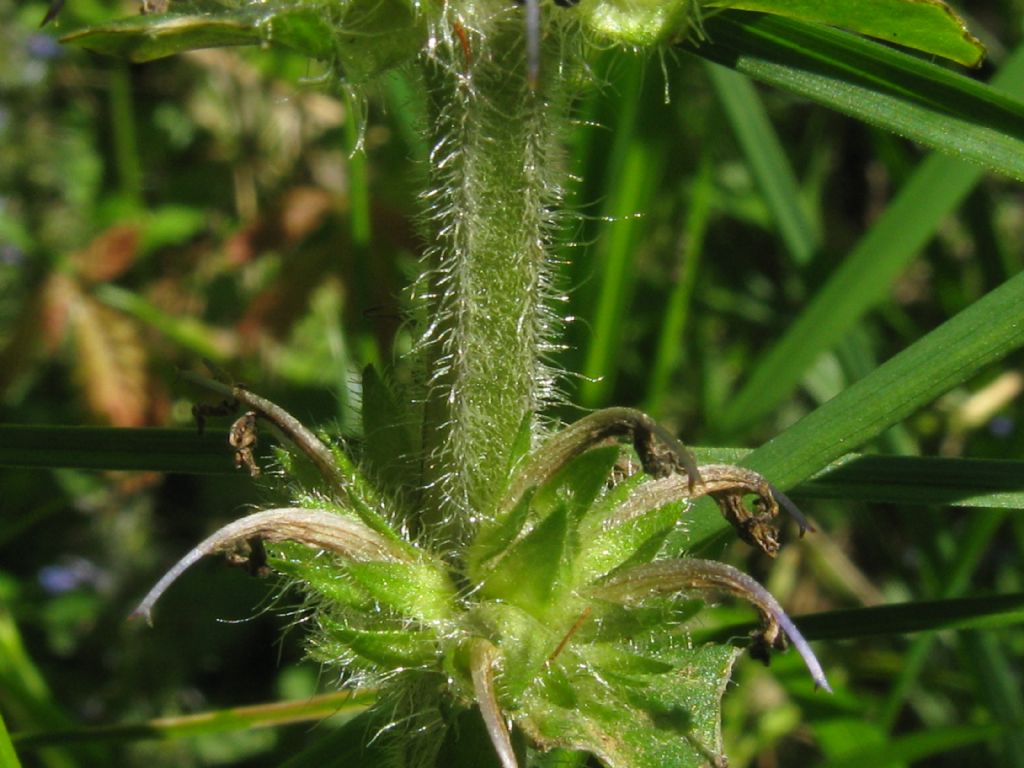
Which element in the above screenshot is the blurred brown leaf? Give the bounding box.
[71,225,141,284]
[69,286,153,427]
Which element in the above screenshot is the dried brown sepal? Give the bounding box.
[230,410,261,477]
[601,464,783,558]
[469,638,518,768]
[500,408,702,519]
[131,507,410,625]
[223,537,270,577]
[592,558,831,692]
[192,397,239,436]
[181,370,350,496]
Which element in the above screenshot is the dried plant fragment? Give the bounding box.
[181,370,350,495]
[500,408,702,519]
[132,507,409,624]
[593,559,831,692]
[602,464,811,558]
[469,638,518,768]
[229,410,260,477]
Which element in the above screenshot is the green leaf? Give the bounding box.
[62,8,335,62]
[709,0,984,66]
[577,498,684,583]
[685,271,1024,551]
[794,455,1024,509]
[692,448,1024,509]
[0,425,233,473]
[705,64,819,266]
[467,489,534,581]
[683,14,1024,182]
[521,644,737,768]
[270,545,374,610]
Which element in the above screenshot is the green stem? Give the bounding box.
[417,12,571,540]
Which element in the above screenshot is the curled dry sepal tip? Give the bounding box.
[134,385,829,767]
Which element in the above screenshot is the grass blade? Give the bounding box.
[699,39,1024,433]
[704,63,820,265]
[11,692,373,749]
[823,724,1007,768]
[741,269,1024,493]
[0,713,23,768]
[693,32,1024,433]
[0,426,234,474]
[692,449,1024,510]
[683,14,1024,181]
[6,425,1023,511]
[644,159,714,417]
[699,592,1024,642]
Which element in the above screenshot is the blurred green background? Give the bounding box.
[2,0,1023,764]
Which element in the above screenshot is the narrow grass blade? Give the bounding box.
[878,509,1007,730]
[707,40,1024,434]
[698,592,1024,643]
[742,270,1024,493]
[11,692,373,749]
[95,284,231,364]
[579,132,665,407]
[683,14,1024,181]
[9,425,1023,510]
[823,723,1007,768]
[644,159,713,417]
[963,632,1024,767]
[704,63,819,265]
[0,426,234,474]
[692,448,1024,510]
[0,713,23,768]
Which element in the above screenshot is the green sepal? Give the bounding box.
[711,0,984,67]
[360,365,418,499]
[531,445,621,521]
[466,488,534,582]
[479,504,573,619]
[346,560,457,623]
[326,441,420,555]
[503,411,536,488]
[318,617,440,668]
[269,544,374,610]
[467,603,558,702]
[577,498,686,583]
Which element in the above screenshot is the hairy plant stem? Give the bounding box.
[418,11,571,543]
